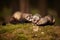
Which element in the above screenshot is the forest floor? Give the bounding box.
[0,23,60,40]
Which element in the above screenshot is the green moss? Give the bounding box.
[0,23,60,40]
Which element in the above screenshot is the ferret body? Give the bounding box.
[10,11,32,24]
[31,14,55,26]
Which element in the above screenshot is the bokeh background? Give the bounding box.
[0,0,60,25]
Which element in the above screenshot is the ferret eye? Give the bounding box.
[25,16,29,18]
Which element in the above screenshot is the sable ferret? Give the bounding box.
[10,11,32,24]
[31,14,55,26]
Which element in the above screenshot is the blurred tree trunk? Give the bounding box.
[10,0,20,14]
[38,0,48,17]
[20,0,30,13]
[54,0,60,18]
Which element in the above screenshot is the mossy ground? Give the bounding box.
[0,23,60,40]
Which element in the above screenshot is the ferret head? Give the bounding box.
[31,14,41,24]
[24,13,33,22]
